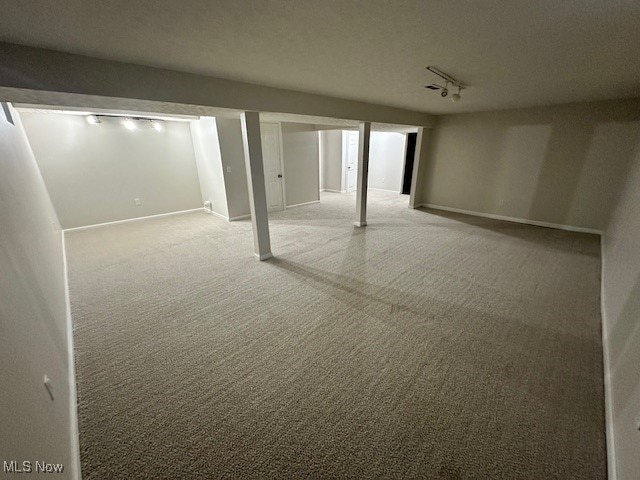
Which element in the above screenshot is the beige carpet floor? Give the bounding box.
[66,191,606,479]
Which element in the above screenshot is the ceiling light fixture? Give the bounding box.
[86,114,101,124]
[150,120,163,131]
[441,82,450,98]
[122,118,136,130]
[451,86,462,103]
[425,66,466,103]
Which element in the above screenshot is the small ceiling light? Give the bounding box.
[425,66,467,103]
[150,120,163,131]
[86,114,101,124]
[451,86,463,103]
[122,118,136,130]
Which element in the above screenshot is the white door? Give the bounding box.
[346,131,359,192]
[260,123,285,211]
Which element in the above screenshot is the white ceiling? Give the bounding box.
[1,0,639,114]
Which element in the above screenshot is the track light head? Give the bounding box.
[441,89,448,98]
[122,118,136,130]
[451,85,463,103]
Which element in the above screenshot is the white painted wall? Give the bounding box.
[420,99,640,231]
[369,132,406,192]
[190,117,228,218]
[216,118,251,219]
[601,121,640,480]
[320,130,344,193]
[0,105,79,477]
[281,123,320,207]
[320,130,407,194]
[419,99,640,476]
[20,111,202,229]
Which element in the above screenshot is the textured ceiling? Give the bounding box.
[1,0,639,114]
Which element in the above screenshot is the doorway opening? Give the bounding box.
[401,132,417,195]
[260,122,286,212]
[344,130,359,193]
[320,128,414,204]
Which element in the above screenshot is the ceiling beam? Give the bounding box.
[0,42,435,127]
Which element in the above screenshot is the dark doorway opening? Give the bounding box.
[401,133,417,195]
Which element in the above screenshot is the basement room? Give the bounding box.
[1,2,639,479]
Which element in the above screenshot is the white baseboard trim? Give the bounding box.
[368,187,400,194]
[61,232,82,480]
[418,203,602,235]
[228,213,251,221]
[286,200,320,209]
[205,209,229,221]
[321,189,346,194]
[63,208,205,232]
[255,252,273,261]
[600,237,617,480]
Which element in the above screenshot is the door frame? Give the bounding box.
[341,130,348,192]
[400,132,417,195]
[342,129,359,193]
[277,123,287,208]
[260,121,287,211]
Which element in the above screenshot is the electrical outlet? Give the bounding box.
[134,198,142,206]
[226,166,232,173]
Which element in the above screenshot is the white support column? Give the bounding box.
[409,127,430,209]
[241,112,272,260]
[355,121,371,227]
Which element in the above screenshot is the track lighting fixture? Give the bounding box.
[122,118,136,130]
[425,66,466,103]
[83,113,173,129]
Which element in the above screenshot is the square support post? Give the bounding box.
[241,112,272,260]
[355,121,371,227]
[409,127,430,209]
